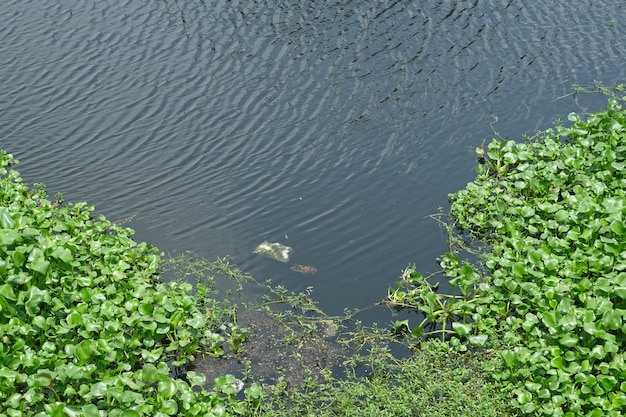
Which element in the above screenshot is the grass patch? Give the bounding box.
[255,337,516,417]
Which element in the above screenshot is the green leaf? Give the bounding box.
[516,388,533,404]
[50,246,73,263]
[550,355,565,370]
[601,309,622,330]
[141,364,159,383]
[411,326,424,338]
[141,347,164,362]
[519,402,536,414]
[34,370,53,387]
[160,399,178,415]
[529,250,543,266]
[0,209,16,228]
[63,406,83,417]
[512,262,525,277]
[25,286,47,315]
[590,345,606,360]
[559,334,578,347]
[67,311,84,328]
[612,287,626,299]
[0,284,16,301]
[185,312,205,329]
[0,229,19,246]
[583,320,603,337]
[186,371,206,387]
[555,210,569,222]
[138,302,154,315]
[391,319,410,336]
[521,206,535,218]
[76,340,95,363]
[75,275,93,287]
[90,382,107,398]
[158,379,177,398]
[468,334,488,346]
[12,250,25,267]
[557,313,577,331]
[452,322,472,337]
[30,254,50,275]
[81,405,101,417]
[245,382,263,399]
[610,219,625,235]
[541,311,558,332]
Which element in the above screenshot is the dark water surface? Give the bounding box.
[1,0,625,318]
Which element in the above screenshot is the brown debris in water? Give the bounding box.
[290,264,317,274]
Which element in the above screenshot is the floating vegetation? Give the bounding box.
[0,150,262,416]
[389,94,626,416]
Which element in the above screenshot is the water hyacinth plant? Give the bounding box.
[389,96,626,416]
[0,150,262,416]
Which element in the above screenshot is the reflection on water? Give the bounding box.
[0,0,625,316]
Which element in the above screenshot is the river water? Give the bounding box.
[1,0,625,319]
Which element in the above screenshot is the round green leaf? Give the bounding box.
[160,399,178,415]
[158,379,177,398]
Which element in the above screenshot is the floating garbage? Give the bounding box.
[253,241,292,263]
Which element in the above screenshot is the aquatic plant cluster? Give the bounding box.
[390,97,626,416]
[0,150,261,416]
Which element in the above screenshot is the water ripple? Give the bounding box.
[1,0,625,307]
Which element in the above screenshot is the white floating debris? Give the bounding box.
[253,241,292,263]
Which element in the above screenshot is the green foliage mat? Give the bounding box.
[0,150,261,416]
[389,96,626,416]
